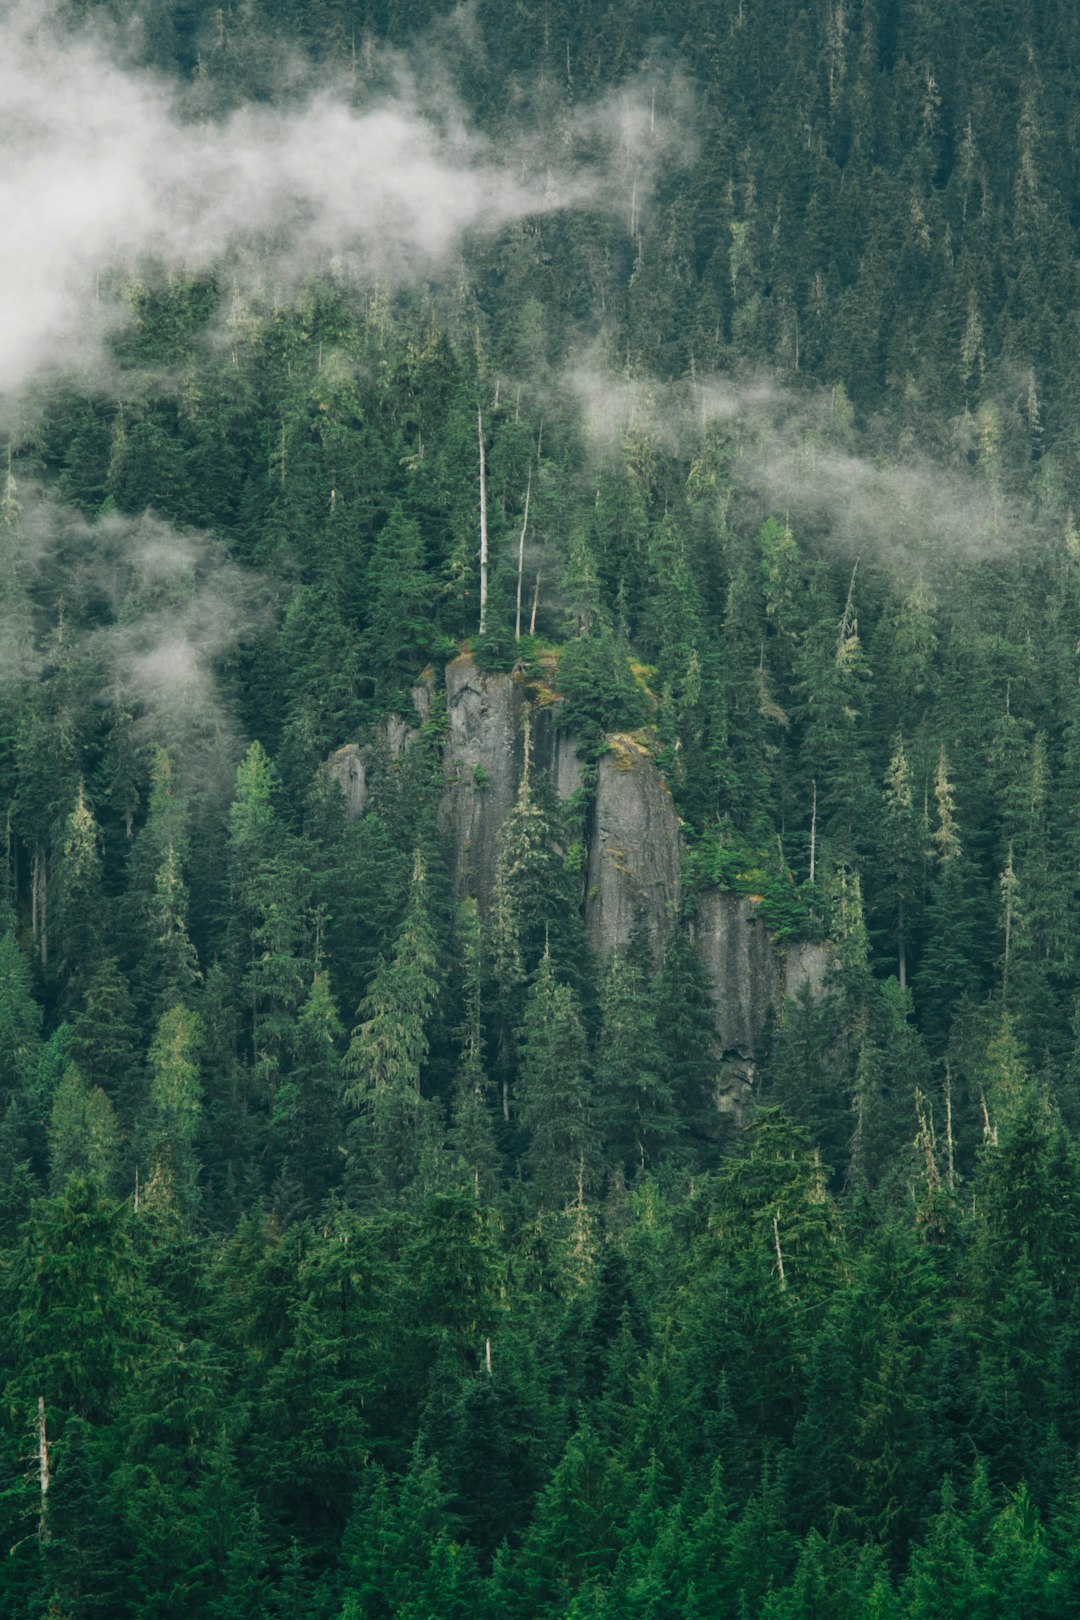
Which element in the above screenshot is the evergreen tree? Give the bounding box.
[594,947,674,1177]
[447,899,501,1197]
[359,503,444,708]
[143,1003,203,1209]
[0,924,42,1114]
[53,781,107,1000]
[516,948,597,1209]
[48,1065,120,1194]
[878,734,925,988]
[342,849,441,1196]
[125,747,200,1017]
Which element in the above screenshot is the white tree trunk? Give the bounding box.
[477,409,489,635]
[38,1396,50,1541]
[773,1213,787,1290]
[809,781,817,885]
[515,467,532,640]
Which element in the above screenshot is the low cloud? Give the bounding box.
[9,498,270,787]
[0,3,681,400]
[566,359,1045,568]
[0,2,687,789]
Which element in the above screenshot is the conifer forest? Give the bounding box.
[8,0,1080,1613]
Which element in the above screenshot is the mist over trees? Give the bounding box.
[3,1,1080,1615]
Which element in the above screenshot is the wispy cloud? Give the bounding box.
[565,358,1047,567]
[0,3,682,398]
[9,497,271,783]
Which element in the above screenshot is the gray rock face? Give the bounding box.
[715,1054,757,1126]
[537,719,585,805]
[327,656,833,1129]
[586,737,682,963]
[326,744,368,819]
[326,681,432,822]
[785,940,833,1003]
[440,657,588,909]
[692,891,783,1058]
[442,656,528,909]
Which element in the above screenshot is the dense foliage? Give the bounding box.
[5,0,1080,1614]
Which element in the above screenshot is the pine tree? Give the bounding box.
[901,1477,984,1620]
[342,849,441,1195]
[651,927,717,1158]
[278,968,345,1204]
[359,502,443,708]
[594,947,674,1177]
[0,925,42,1114]
[794,566,875,864]
[69,957,141,1123]
[915,748,990,1052]
[8,1178,148,1423]
[226,741,312,1109]
[519,1425,625,1607]
[48,1064,120,1195]
[54,781,106,999]
[143,1003,203,1209]
[125,747,200,1017]
[447,899,501,1196]
[878,734,925,988]
[516,948,597,1209]
[491,741,576,992]
[43,1414,127,1620]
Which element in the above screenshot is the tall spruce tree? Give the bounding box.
[342,849,441,1196]
[516,946,597,1209]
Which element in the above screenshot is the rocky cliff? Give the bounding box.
[691,892,783,1061]
[326,681,430,820]
[330,654,832,1103]
[586,734,682,964]
[441,655,527,910]
[690,893,833,1117]
[438,655,585,910]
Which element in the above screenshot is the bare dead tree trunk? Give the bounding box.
[914,1089,942,1195]
[980,1089,997,1147]
[32,848,48,966]
[37,1397,50,1542]
[945,1064,956,1192]
[773,1212,787,1290]
[477,409,489,635]
[529,572,541,636]
[1002,841,1016,1004]
[836,556,860,662]
[485,1337,493,1375]
[515,467,532,640]
[809,781,817,885]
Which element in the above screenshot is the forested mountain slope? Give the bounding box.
[3,1,1080,1614]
